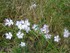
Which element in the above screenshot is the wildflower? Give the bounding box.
[16,19,31,33]
[5,18,13,26]
[24,26,30,33]
[20,42,26,47]
[32,24,38,31]
[16,20,24,26]
[40,24,49,34]
[5,32,13,39]
[23,19,31,33]
[54,35,60,42]
[63,28,70,38]
[24,19,30,26]
[45,34,51,39]
[43,24,49,29]
[16,20,24,30]
[16,21,22,30]
[30,4,37,10]
[16,31,24,39]
[40,28,47,34]
[20,20,24,24]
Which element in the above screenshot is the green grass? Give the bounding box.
[0,0,70,53]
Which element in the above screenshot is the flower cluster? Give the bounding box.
[16,19,30,33]
[4,18,70,47]
[32,24,70,42]
[40,24,52,39]
[4,18,31,47]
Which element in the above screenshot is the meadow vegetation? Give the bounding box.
[0,0,70,53]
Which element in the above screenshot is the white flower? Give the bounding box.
[5,32,13,39]
[45,34,51,39]
[24,19,30,26]
[20,20,24,24]
[24,26,30,33]
[40,28,46,33]
[16,31,24,39]
[30,4,37,10]
[63,28,70,38]
[43,24,49,29]
[5,18,13,26]
[23,19,30,33]
[16,19,30,33]
[16,20,24,30]
[16,20,26,30]
[20,42,26,47]
[54,35,60,42]
[32,24,38,31]
[40,24,49,34]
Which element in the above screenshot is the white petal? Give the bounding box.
[20,42,26,47]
